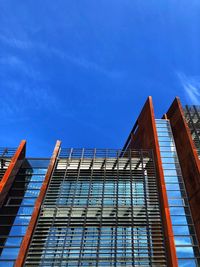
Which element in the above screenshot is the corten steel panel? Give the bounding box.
[15,140,61,267]
[166,97,200,246]
[0,140,26,208]
[123,97,178,267]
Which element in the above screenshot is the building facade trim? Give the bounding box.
[15,140,61,267]
[166,97,200,246]
[0,140,26,208]
[124,97,178,266]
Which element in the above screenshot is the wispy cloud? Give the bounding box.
[0,32,122,124]
[0,34,32,50]
[0,33,122,78]
[0,80,59,120]
[0,53,59,120]
[0,55,41,80]
[177,71,200,105]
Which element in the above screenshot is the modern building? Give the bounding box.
[0,97,199,267]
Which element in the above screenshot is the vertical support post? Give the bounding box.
[166,97,200,246]
[123,97,178,267]
[0,140,26,207]
[15,140,61,267]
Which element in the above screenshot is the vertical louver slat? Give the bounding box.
[25,149,167,266]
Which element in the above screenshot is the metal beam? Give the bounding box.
[166,97,200,247]
[124,96,178,267]
[0,140,26,207]
[15,140,61,267]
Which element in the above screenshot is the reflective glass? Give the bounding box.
[156,120,200,265]
[24,150,167,266]
[178,259,197,267]
[176,246,195,258]
[175,236,193,246]
[0,261,15,266]
[0,159,48,264]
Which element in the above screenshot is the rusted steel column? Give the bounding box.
[0,140,26,207]
[15,140,61,267]
[123,97,178,267]
[166,97,200,246]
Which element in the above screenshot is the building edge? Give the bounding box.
[123,96,178,267]
[0,140,26,208]
[15,140,61,267]
[166,97,200,247]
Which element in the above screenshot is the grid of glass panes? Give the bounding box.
[156,119,200,266]
[0,147,16,158]
[184,105,200,157]
[0,158,11,182]
[46,179,144,207]
[28,226,151,266]
[0,159,49,267]
[0,147,16,182]
[25,149,167,266]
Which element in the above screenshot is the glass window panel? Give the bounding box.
[26,182,43,189]
[4,237,23,247]
[173,226,190,235]
[21,198,36,206]
[23,190,40,197]
[160,151,176,157]
[167,190,183,198]
[155,122,169,126]
[162,163,178,169]
[164,170,180,176]
[171,216,188,225]
[157,132,170,137]
[161,157,177,164]
[158,136,173,141]
[160,146,175,152]
[9,225,27,236]
[170,207,186,216]
[0,261,15,267]
[166,184,181,191]
[168,199,184,206]
[164,176,180,183]
[0,247,19,259]
[14,215,31,225]
[17,206,34,216]
[159,141,174,147]
[176,246,195,258]
[175,236,193,246]
[178,259,196,267]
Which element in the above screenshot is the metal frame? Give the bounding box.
[166,98,200,249]
[24,148,167,266]
[0,141,26,207]
[156,119,200,266]
[123,97,178,266]
[184,105,200,157]
[14,141,61,267]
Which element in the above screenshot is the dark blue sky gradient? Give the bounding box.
[0,1,200,156]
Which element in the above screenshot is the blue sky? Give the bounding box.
[0,0,200,156]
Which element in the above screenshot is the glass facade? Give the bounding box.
[0,147,16,182]
[156,119,200,266]
[0,101,200,266]
[24,149,167,266]
[184,105,200,157]
[0,159,49,266]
